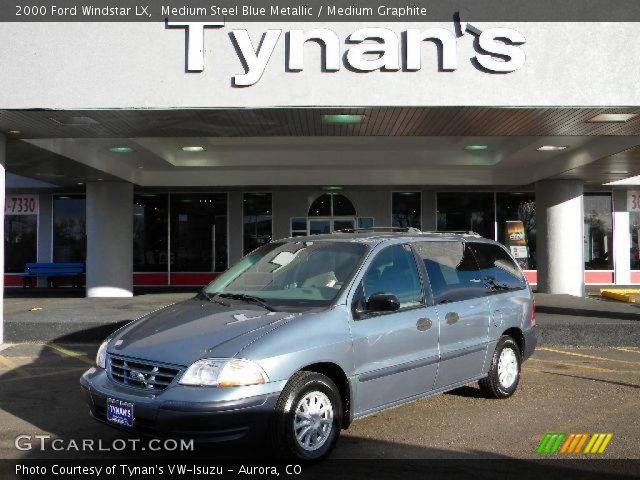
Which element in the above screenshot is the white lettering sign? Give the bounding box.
[167,21,527,85]
[5,194,39,215]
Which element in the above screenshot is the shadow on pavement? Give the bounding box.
[0,329,638,480]
[539,370,640,390]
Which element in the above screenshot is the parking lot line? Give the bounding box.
[0,355,29,378]
[45,343,95,366]
[614,347,640,355]
[0,367,86,384]
[538,347,640,366]
[527,357,622,373]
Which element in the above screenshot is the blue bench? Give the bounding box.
[23,262,84,288]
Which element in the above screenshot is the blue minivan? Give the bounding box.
[81,229,537,461]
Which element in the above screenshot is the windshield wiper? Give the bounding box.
[198,291,231,307]
[218,293,277,312]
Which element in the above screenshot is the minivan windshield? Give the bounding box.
[203,241,368,309]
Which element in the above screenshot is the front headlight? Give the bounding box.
[96,340,109,369]
[179,359,269,387]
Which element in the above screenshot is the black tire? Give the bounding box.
[479,335,521,399]
[271,371,342,462]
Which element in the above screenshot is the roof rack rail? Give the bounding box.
[423,230,482,236]
[333,226,422,234]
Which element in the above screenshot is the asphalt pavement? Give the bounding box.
[0,343,638,461]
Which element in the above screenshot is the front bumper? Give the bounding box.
[80,368,284,444]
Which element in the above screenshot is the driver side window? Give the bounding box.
[360,244,423,309]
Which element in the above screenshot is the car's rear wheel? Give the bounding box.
[479,335,521,399]
[271,371,342,461]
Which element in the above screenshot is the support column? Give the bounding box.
[0,134,5,344]
[86,182,133,297]
[613,189,631,285]
[228,191,243,266]
[36,192,53,287]
[535,180,585,296]
[422,190,437,231]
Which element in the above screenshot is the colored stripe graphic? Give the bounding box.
[539,433,613,455]
[560,433,588,454]
[536,433,565,454]
[584,433,614,454]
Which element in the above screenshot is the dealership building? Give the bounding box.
[3,20,640,341]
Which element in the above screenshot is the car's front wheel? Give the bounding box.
[271,371,342,461]
[479,335,521,398]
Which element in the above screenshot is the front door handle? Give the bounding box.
[445,312,459,325]
[416,318,433,331]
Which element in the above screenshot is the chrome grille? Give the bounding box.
[109,355,180,391]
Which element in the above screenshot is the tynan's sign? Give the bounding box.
[167,20,526,86]
[5,194,39,215]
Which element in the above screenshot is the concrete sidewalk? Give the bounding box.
[3,292,195,343]
[535,293,640,347]
[2,290,640,345]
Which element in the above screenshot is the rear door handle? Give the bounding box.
[445,312,459,325]
[416,318,433,331]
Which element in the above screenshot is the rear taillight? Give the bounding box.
[531,301,536,326]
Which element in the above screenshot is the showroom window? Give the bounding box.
[436,192,494,239]
[308,193,356,217]
[496,192,536,270]
[53,194,86,262]
[4,214,37,273]
[243,193,272,255]
[631,211,640,270]
[133,193,168,272]
[290,217,307,237]
[584,193,613,270]
[392,192,421,229]
[170,193,228,272]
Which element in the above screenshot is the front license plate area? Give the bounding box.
[106,398,134,428]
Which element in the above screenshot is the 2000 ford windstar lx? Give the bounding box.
[81,229,537,461]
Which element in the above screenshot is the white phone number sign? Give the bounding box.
[5,194,38,215]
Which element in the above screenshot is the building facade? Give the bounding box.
[3,20,640,342]
[4,187,630,288]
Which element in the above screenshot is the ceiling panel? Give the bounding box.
[4,107,640,139]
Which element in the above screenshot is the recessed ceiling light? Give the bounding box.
[109,146,134,153]
[323,186,343,191]
[588,113,638,123]
[97,178,103,181]
[609,170,629,174]
[322,114,364,124]
[181,145,207,152]
[50,116,99,126]
[537,145,567,151]
[8,129,21,135]
[77,182,84,185]
[464,145,489,151]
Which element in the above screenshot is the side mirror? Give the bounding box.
[367,293,401,313]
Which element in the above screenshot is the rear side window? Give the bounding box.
[413,241,486,304]
[468,242,527,292]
